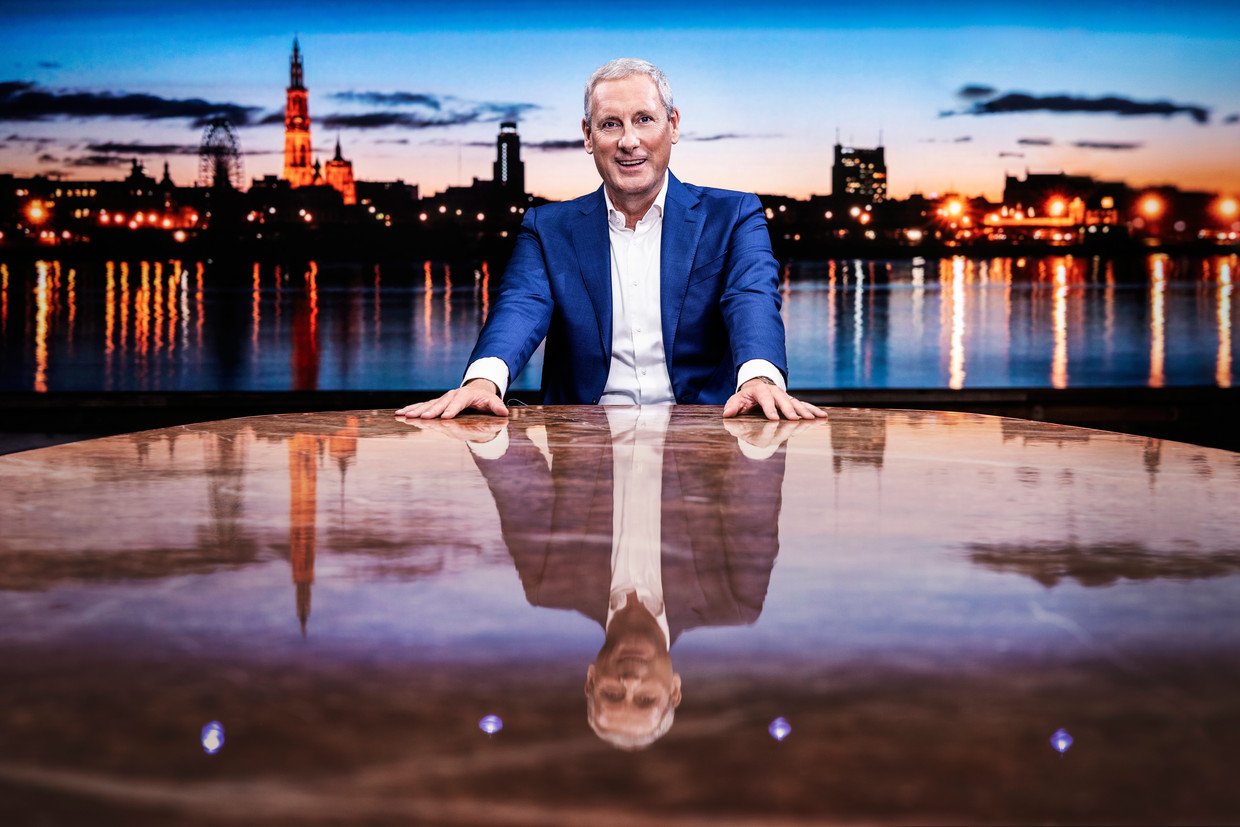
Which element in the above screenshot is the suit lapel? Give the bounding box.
[570,186,612,358]
[660,172,704,369]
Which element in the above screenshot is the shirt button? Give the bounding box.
[632,281,637,286]
[641,369,647,375]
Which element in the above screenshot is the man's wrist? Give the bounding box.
[464,377,500,397]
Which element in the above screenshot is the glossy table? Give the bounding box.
[1,407,1238,825]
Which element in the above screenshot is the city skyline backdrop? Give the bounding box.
[2,0,1239,203]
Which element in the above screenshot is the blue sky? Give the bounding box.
[3,0,1238,201]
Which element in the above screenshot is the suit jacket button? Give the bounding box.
[591,397,598,404]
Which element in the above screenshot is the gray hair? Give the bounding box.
[583,58,675,125]
[586,692,677,751]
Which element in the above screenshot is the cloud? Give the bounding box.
[86,141,198,155]
[4,131,56,150]
[685,132,777,142]
[527,138,584,150]
[1224,113,1240,125]
[70,154,127,167]
[321,111,482,129]
[953,135,972,143]
[955,91,1209,124]
[259,112,284,126]
[373,138,410,145]
[998,152,1025,158]
[37,152,56,163]
[330,91,442,109]
[38,62,61,69]
[324,92,540,130]
[957,85,997,100]
[1071,140,1142,150]
[1017,137,1054,146]
[0,80,264,127]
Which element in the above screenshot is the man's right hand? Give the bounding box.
[395,378,509,420]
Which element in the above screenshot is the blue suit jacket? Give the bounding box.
[469,172,788,404]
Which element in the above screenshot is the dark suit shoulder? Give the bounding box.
[528,187,605,221]
[677,180,760,211]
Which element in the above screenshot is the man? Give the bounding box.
[397,58,826,422]
[407,409,814,747]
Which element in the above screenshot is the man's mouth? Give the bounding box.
[617,159,646,168]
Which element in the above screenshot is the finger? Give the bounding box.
[757,390,780,421]
[774,392,802,421]
[395,401,425,417]
[417,393,456,419]
[798,399,829,418]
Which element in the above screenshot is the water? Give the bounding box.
[0,253,1234,392]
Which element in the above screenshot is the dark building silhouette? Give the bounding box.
[493,122,525,196]
[833,143,887,204]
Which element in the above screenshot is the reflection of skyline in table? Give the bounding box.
[2,253,1235,392]
[1,408,1238,822]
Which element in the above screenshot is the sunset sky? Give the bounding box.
[3,0,1238,202]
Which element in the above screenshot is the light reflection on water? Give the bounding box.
[0,254,1236,392]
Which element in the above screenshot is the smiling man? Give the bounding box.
[397,58,825,421]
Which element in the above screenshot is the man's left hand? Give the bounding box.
[722,377,829,421]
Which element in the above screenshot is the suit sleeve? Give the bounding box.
[719,193,788,381]
[467,208,556,386]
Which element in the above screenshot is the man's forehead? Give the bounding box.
[590,76,661,110]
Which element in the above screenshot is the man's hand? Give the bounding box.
[722,377,828,421]
[396,415,507,444]
[395,378,509,420]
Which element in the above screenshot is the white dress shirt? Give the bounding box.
[463,172,785,400]
[603,406,672,648]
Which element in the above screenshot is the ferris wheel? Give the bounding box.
[198,118,245,190]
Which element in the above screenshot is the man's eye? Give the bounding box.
[637,696,657,707]
[603,691,625,701]
[601,121,618,129]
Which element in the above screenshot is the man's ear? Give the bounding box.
[584,663,596,696]
[669,107,680,145]
[670,673,682,708]
[582,118,593,155]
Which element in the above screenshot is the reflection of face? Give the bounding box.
[585,594,682,747]
[582,75,680,214]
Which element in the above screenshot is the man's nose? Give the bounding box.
[619,126,640,151]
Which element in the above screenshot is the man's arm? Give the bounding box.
[717,194,827,421]
[396,208,554,419]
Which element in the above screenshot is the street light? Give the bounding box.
[1139,194,1164,219]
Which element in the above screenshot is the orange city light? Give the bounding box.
[26,201,46,222]
[1218,197,1239,219]
[1048,198,1067,217]
[1139,195,1164,219]
[946,200,964,217]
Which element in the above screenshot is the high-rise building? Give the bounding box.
[324,137,357,205]
[283,38,313,188]
[493,122,525,196]
[832,143,887,204]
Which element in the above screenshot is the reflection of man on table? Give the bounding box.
[428,410,813,748]
[397,58,826,422]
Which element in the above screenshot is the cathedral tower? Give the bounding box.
[283,38,313,187]
[324,136,357,205]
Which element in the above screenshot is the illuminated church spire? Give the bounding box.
[283,38,314,187]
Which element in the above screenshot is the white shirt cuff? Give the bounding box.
[736,438,781,461]
[736,359,786,392]
[462,357,510,399]
[465,428,510,460]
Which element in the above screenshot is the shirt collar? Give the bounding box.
[604,170,670,229]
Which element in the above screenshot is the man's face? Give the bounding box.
[586,634,682,738]
[582,75,680,209]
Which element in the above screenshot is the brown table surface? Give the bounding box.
[1,406,1239,825]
